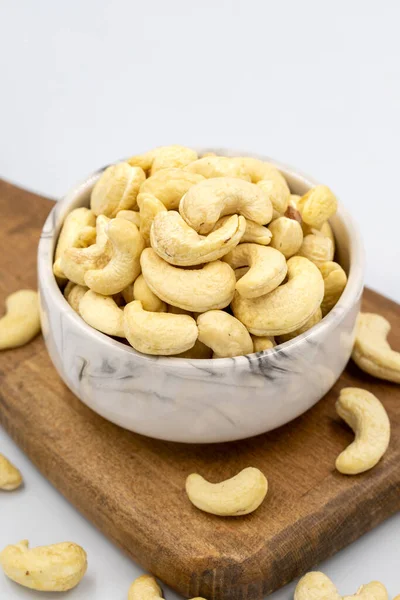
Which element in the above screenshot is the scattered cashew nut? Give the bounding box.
[213,216,272,245]
[128,145,198,175]
[0,540,87,592]
[138,168,204,210]
[133,274,166,312]
[0,290,41,350]
[276,307,322,344]
[319,261,347,316]
[297,185,338,229]
[335,387,390,474]
[197,310,253,358]
[0,454,22,491]
[138,192,167,247]
[185,467,268,516]
[294,572,341,600]
[90,162,146,217]
[268,216,303,258]
[79,290,125,337]
[343,582,388,600]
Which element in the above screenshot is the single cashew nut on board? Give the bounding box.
[90,162,146,217]
[151,210,246,266]
[116,210,141,228]
[0,290,41,350]
[335,387,390,475]
[351,313,400,383]
[297,185,338,229]
[53,207,96,279]
[128,145,198,175]
[251,335,276,352]
[133,274,166,313]
[297,232,334,266]
[185,156,251,181]
[343,582,388,600]
[128,574,207,600]
[0,540,87,592]
[138,168,204,210]
[232,256,324,336]
[268,216,303,258]
[85,219,145,295]
[295,572,341,600]
[64,284,88,315]
[140,248,236,312]
[185,467,268,516]
[79,290,125,337]
[138,192,167,247]
[276,307,322,344]
[0,454,22,491]
[213,216,272,245]
[180,177,273,234]
[223,244,287,299]
[124,301,198,355]
[197,310,253,358]
[319,261,347,316]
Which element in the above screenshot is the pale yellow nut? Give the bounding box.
[343,582,388,600]
[231,256,324,336]
[0,290,41,350]
[127,575,207,600]
[251,335,275,352]
[141,248,236,313]
[0,454,22,491]
[180,177,273,235]
[268,216,304,259]
[185,467,268,516]
[213,216,272,246]
[133,275,166,312]
[138,168,204,210]
[85,219,145,295]
[276,307,322,344]
[197,310,253,358]
[64,284,88,315]
[223,243,287,299]
[352,313,400,383]
[128,145,198,175]
[174,339,212,359]
[256,177,290,218]
[79,290,124,337]
[335,387,390,475]
[53,207,96,279]
[294,572,341,600]
[0,540,87,592]
[319,261,347,316]
[151,211,246,266]
[61,215,112,286]
[185,156,251,181]
[90,162,146,217]
[76,225,97,247]
[138,192,167,247]
[302,221,335,252]
[233,157,288,187]
[297,232,334,266]
[116,210,141,228]
[297,185,338,229]
[124,301,198,355]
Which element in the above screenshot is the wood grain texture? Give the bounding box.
[0,178,399,599]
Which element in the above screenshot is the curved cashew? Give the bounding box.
[128,575,207,600]
[84,219,145,295]
[294,572,341,600]
[343,582,388,600]
[151,211,245,266]
[133,274,166,312]
[64,284,88,314]
[90,162,146,217]
[297,185,338,229]
[61,215,111,286]
[351,313,400,383]
[180,177,273,235]
[175,339,212,359]
[223,244,287,299]
[268,216,303,258]
[138,168,204,210]
[128,145,198,175]
[0,454,22,491]
[0,290,41,350]
[251,335,276,352]
[76,225,97,247]
[231,256,324,336]
[335,387,390,475]
[124,301,198,355]
[298,232,334,266]
[0,540,87,591]
[276,307,322,344]
[53,207,96,279]
[185,156,251,181]
[116,210,141,228]
[197,310,253,358]
[141,248,236,312]
[213,216,272,246]
[319,261,347,316]
[137,192,167,247]
[185,467,268,516]
[79,290,124,337]
[257,178,290,218]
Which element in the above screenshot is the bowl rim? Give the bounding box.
[38,148,365,368]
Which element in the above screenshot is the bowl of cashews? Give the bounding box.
[38,146,364,443]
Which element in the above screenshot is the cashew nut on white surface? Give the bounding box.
[128,574,206,600]
[294,572,388,600]
[0,453,23,490]
[0,290,41,350]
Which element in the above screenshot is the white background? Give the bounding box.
[0,0,399,598]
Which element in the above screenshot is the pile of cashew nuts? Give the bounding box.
[52,145,349,358]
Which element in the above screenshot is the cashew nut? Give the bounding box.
[138,168,204,210]
[213,216,272,245]
[175,339,212,359]
[295,572,341,600]
[302,221,335,251]
[351,313,400,383]
[128,145,198,175]
[84,219,145,295]
[141,248,236,312]
[251,335,276,352]
[185,156,251,181]
[185,467,268,516]
[79,290,124,337]
[231,256,324,335]
[151,210,245,266]
[343,582,388,600]
[116,209,141,228]
[128,575,207,600]
[61,215,111,286]
[137,192,168,247]
[197,310,253,358]
[0,290,41,350]
[298,231,334,266]
[76,224,97,247]
[297,185,338,229]
[180,177,273,235]
[0,540,87,591]
[0,454,22,491]
[223,243,287,299]
[257,178,290,218]
[124,301,198,355]
[319,261,347,316]
[53,207,96,279]
[90,162,146,217]
[64,283,88,314]
[335,387,390,475]
[133,274,166,312]
[276,307,322,344]
[268,216,304,258]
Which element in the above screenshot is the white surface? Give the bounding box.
[0,0,399,597]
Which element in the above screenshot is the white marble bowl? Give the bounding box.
[38,150,364,443]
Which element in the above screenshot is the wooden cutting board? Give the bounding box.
[0,179,399,600]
